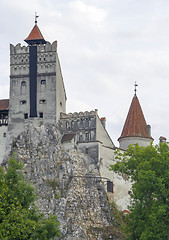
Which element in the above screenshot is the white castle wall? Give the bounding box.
[99,146,132,211]
[119,136,152,150]
[0,125,8,163]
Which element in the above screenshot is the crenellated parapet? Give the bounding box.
[37,41,57,52]
[10,43,29,54]
[10,41,57,55]
[60,109,98,119]
[10,41,58,76]
[60,110,98,143]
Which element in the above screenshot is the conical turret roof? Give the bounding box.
[24,24,46,45]
[118,93,153,140]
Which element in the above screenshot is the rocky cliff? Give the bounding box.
[4,123,124,240]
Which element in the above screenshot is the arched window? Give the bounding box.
[85,118,89,127]
[21,81,26,86]
[85,132,89,141]
[80,119,83,128]
[41,79,46,85]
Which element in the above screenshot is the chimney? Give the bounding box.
[159,136,167,143]
[100,117,106,128]
[146,124,151,137]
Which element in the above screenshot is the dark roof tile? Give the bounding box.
[61,133,76,143]
[0,99,9,111]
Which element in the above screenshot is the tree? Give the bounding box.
[110,143,169,240]
[0,154,61,239]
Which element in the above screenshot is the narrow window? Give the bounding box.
[39,99,46,104]
[85,148,89,154]
[21,81,26,86]
[80,119,83,127]
[85,118,89,127]
[85,132,88,140]
[20,100,27,105]
[107,181,114,193]
[24,113,28,119]
[39,112,43,118]
[41,80,46,85]
[3,133,6,137]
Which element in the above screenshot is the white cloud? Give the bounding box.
[69,0,107,23]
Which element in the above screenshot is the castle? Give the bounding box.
[0,18,153,210]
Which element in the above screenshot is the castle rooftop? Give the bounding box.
[24,15,46,45]
[118,93,153,140]
[0,99,9,111]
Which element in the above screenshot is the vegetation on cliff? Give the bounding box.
[111,143,169,240]
[0,154,60,240]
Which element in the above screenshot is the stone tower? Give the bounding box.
[118,89,153,150]
[8,18,66,140]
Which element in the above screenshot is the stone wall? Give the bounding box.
[4,123,124,240]
[8,41,66,149]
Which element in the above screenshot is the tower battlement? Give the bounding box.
[10,41,57,54]
[8,23,66,145]
[60,109,98,119]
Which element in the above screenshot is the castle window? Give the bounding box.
[39,99,46,104]
[80,119,83,127]
[71,121,74,128]
[21,81,26,86]
[85,132,89,140]
[20,100,27,105]
[85,148,89,154]
[39,112,43,118]
[66,121,70,129]
[41,80,46,85]
[3,133,6,137]
[107,181,114,193]
[60,102,62,107]
[24,113,28,119]
[85,118,89,127]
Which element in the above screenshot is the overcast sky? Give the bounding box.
[1,0,169,146]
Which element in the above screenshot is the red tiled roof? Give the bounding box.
[61,133,76,143]
[118,94,152,140]
[0,99,9,110]
[24,24,46,44]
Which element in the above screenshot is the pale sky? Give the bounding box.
[1,0,169,146]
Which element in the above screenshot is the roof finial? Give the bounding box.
[134,81,138,95]
[35,12,39,25]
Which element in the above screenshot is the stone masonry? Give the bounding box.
[4,122,124,240]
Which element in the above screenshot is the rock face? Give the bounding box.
[4,123,124,240]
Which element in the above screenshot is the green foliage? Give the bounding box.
[110,143,169,240]
[0,154,61,239]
